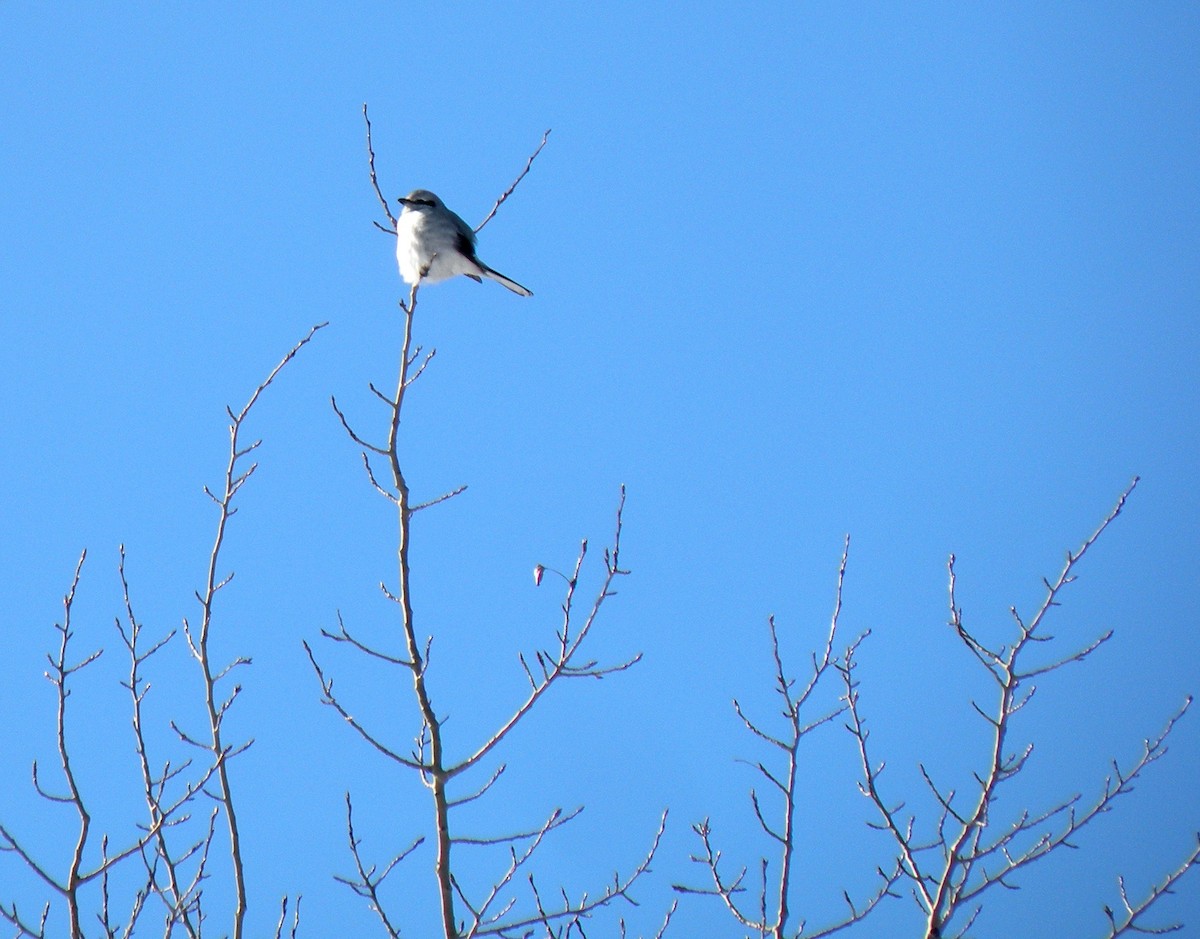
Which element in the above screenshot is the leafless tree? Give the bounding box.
[837,478,1198,938]
[304,106,674,939]
[675,537,902,937]
[0,326,323,938]
[675,481,1196,938]
[3,109,1194,939]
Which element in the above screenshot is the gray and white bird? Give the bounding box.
[395,189,532,297]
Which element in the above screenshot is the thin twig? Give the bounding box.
[363,103,397,233]
[475,129,551,233]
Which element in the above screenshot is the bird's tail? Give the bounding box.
[480,264,533,297]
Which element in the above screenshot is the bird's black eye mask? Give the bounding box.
[399,197,437,207]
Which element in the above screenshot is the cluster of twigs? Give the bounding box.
[676,538,902,937]
[0,326,323,938]
[837,478,1198,938]
[675,480,1197,938]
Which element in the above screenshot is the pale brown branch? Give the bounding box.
[475,129,551,233]
[927,483,1143,932]
[191,322,325,939]
[731,698,789,750]
[411,484,469,514]
[1021,629,1114,679]
[405,346,437,387]
[331,396,389,455]
[451,492,635,780]
[116,547,201,939]
[674,819,754,928]
[320,611,414,667]
[684,540,889,938]
[453,805,582,848]
[956,697,1193,910]
[334,792,421,938]
[362,103,397,232]
[303,641,428,772]
[468,811,667,939]
[800,863,906,939]
[0,899,49,938]
[361,451,399,503]
[321,124,647,938]
[846,480,1194,939]
[840,645,934,914]
[1104,833,1200,936]
[459,808,580,936]
[446,764,507,809]
[272,895,302,939]
[0,824,60,893]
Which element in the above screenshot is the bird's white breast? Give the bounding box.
[396,211,434,285]
[395,209,477,286]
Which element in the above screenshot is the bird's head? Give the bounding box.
[398,189,442,211]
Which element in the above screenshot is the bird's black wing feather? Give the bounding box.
[455,229,480,264]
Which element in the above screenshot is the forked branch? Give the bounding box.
[0,554,203,938]
[840,479,1195,937]
[312,123,669,939]
[678,538,900,937]
[181,321,326,939]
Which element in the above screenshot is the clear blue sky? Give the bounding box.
[1,3,1197,936]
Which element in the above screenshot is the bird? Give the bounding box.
[395,189,532,297]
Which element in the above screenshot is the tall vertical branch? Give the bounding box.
[311,114,670,939]
[182,322,327,939]
[54,554,95,938]
[390,283,462,936]
[0,552,105,939]
[115,546,199,938]
[364,103,398,235]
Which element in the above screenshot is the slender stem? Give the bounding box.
[198,423,249,937]
[388,288,457,937]
[56,553,90,939]
[194,323,325,939]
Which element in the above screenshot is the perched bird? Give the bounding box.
[395,189,532,297]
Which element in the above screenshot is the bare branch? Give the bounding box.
[1103,833,1200,937]
[454,805,583,848]
[189,322,325,939]
[116,547,203,939]
[447,764,507,809]
[0,899,50,938]
[475,129,551,233]
[363,102,398,232]
[467,811,668,939]
[331,395,389,455]
[683,538,895,937]
[361,451,400,503]
[272,895,302,939]
[452,489,636,781]
[411,484,469,514]
[303,641,428,771]
[334,792,422,938]
[320,611,414,667]
[842,480,1196,938]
